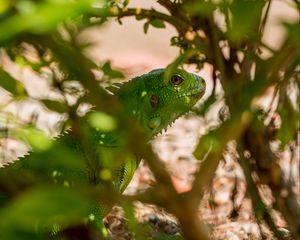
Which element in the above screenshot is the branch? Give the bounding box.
[259,0,272,40]
[157,0,177,13]
[190,109,250,202]
[128,127,210,240]
[143,154,210,240]
[108,7,190,35]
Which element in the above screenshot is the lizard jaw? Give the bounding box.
[190,91,204,100]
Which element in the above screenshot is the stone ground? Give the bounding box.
[104,112,299,240]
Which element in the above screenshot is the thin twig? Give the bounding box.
[236,143,284,239]
[259,0,273,40]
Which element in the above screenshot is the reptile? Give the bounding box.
[0,68,206,238]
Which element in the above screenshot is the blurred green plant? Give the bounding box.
[0,0,299,239]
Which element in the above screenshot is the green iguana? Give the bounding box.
[0,68,205,238]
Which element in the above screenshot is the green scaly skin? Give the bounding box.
[114,68,205,191]
[0,68,205,236]
[119,68,205,136]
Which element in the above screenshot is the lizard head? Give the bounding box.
[119,68,206,136]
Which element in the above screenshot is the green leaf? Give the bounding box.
[0,187,91,232]
[143,21,150,34]
[278,96,299,148]
[88,111,117,132]
[195,95,217,116]
[185,2,216,16]
[165,49,199,80]
[150,19,166,29]
[0,0,11,14]
[135,14,145,21]
[284,22,300,53]
[0,68,27,96]
[0,0,98,43]
[42,99,68,113]
[18,127,53,152]
[228,0,265,43]
[102,61,125,79]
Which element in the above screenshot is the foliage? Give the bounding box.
[0,0,299,239]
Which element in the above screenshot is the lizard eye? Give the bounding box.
[150,95,159,108]
[170,74,184,86]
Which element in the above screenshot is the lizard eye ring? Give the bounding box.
[150,95,159,108]
[170,74,184,86]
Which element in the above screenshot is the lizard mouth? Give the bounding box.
[189,77,206,101]
[190,91,204,99]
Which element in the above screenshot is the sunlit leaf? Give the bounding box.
[0,0,100,42]
[18,127,52,152]
[0,0,11,14]
[88,111,117,132]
